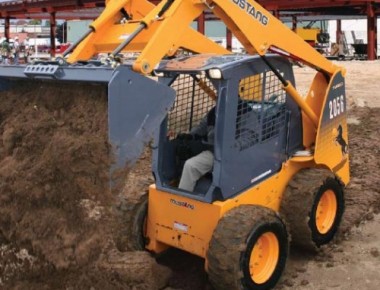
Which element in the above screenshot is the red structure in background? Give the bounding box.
[0,0,379,59]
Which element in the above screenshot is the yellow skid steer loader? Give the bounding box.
[0,0,349,289]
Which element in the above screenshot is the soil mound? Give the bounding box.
[0,80,169,289]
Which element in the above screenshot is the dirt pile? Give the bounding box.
[0,80,170,289]
[341,107,380,230]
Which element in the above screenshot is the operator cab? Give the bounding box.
[151,54,303,203]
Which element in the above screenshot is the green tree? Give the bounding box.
[29,19,41,25]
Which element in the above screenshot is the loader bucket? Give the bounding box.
[0,63,175,192]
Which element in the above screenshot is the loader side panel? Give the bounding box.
[314,71,350,184]
[146,185,222,257]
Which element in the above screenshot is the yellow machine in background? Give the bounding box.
[0,1,349,289]
[295,21,330,54]
[296,27,322,45]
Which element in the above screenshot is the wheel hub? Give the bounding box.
[249,232,279,284]
[316,189,338,234]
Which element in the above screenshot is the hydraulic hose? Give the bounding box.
[110,0,176,58]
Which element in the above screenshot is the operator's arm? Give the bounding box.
[190,114,208,137]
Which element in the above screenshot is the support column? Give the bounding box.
[50,12,56,57]
[336,19,342,44]
[335,19,345,56]
[5,17,10,41]
[197,12,205,35]
[226,28,232,51]
[367,2,377,60]
[273,10,280,19]
[292,15,297,32]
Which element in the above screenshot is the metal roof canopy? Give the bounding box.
[0,0,379,17]
[0,0,104,18]
[260,0,380,12]
[0,0,378,59]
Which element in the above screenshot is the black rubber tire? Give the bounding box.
[280,168,345,249]
[207,205,288,290]
[115,193,148,251]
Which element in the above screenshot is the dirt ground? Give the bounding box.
[0,59,379,290]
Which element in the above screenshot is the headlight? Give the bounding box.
[208,68,222,79]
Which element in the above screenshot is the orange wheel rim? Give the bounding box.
[316,189,337,234]
[249,232,279,284]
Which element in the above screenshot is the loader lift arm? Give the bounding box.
[65,0,230,67]
[67,0,344,128]
[68,0,341,77]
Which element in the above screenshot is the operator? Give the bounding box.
[13,36,20,65]
[1,39,10,65]
[178,106,215,192]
